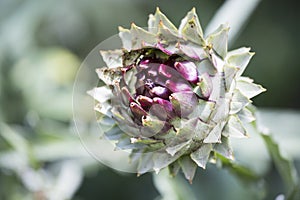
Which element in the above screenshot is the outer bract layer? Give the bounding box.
[88,8,265,182]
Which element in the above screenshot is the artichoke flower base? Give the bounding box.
[88,8,265,182]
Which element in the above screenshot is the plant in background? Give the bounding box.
[88,7,266,182]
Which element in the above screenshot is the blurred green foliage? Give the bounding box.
[0,0,299,199]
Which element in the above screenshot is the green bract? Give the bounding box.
[88,8,265,182]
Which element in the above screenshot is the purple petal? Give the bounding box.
[138,59,150,69]
[174,61,199,83]
[136,95,153,110]
[153,97,173,113]
[148,68,158,77]
[150,86,171,99]
[165,79,192,92]
[158,64,172,78]
[130,102,148,120]
[148,97,174,120]
[135,78,145,95]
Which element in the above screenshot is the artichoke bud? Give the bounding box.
[88,7,265,181]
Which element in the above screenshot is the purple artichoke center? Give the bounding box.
[121,49,199,124]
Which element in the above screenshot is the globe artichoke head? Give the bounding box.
[88,8,265,182]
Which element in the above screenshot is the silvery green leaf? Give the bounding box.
[206,24,229,58]
[178,8,204,45]
[87,86,112,116]
[211,98,230,122]
[193,119,211,141]
[197,59,217,76]
[222,115,247,138]
[123,67,138,93]
[236,77,266,99]
[154,125,177,140]
[237,107,256,123]
[145,143,166,153]
[137,152,154,175]
[179,155,197,183]
[118,26,132,51]
[94,102,112,117]
[170,92,198,118]
[204,121,225,143]
[110,106,133,123]
[214,136,233,160]
[230,89,251,114]
[177,43,206,61]
[99,115,115,126]
[142,115,166,136]
[148,14,156,33]
[209,72,223,102]
[195,72,213,98]
[130,23,157,49]
[129,150,143,164]
[166,140,191,157]
[95,67,122,85]
[165,127,192,147]
[174,118,204,139]
[110,107,141,137]
[223,64,238,92]
[171,117,208,142]
[100,50,123,68]
[168,161,181,177]
[98,116,116,132]
[153,151,182,173]
[226,47,254,76]
[157,23,180,44]
[103,125,123,140]
[193,86,202,98]
[148,7,177,34]
[190,143,212,169]
[87,86,112,103]
[210,51,225,73]
[115,136,145,150]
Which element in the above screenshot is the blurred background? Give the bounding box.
[0,0,299,199]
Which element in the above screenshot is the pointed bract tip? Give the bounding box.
[191,7,196,13]
[131,22,137,28]
[86,88,94,96]
[95,68,100,73]
[189,179,193,184]
[99,50,109,58]
[223,22,230,30]
[118,26,125,31]
[154,168,160,174]
[156,7,160,13]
